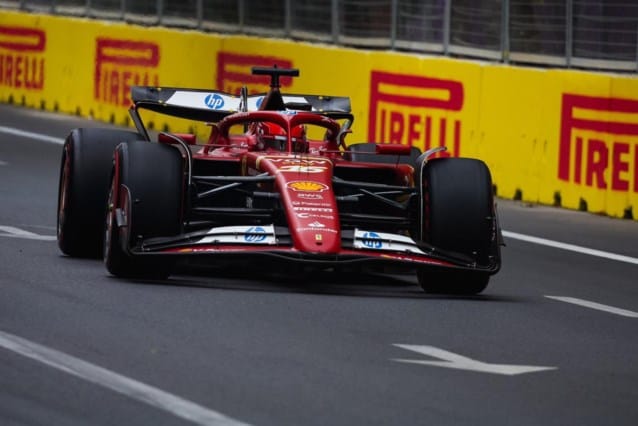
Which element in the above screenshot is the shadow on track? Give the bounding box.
[110,263,516,303]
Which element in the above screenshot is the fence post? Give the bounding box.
[566,0,572,67]
[285,0,292,37]
[502,0,510,63]
[197,0,203,29]
[443,0,451,55]
[239,0,245,32]
[390,0,397,49]
[332,0,339,44]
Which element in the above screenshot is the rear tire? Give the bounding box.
[57,128,143,257]
[104,141,184,279]
[416,157,496,295]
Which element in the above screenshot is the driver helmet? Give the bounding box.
[257,122,307,153]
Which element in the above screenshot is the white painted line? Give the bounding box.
[502,230,638,266]
[545,296,638,318]
[0,330,250,426]
[0,125,65,145]
[392,344,557,376]
[0,225,56,241]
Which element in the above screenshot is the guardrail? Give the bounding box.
[0,0,638,72]
[1,0,637,72]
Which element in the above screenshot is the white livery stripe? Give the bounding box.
[0,330,250,426]
[546,296,638,318]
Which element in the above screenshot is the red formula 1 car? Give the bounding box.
[57,67,502,294]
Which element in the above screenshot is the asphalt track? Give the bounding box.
[1,103,637,425]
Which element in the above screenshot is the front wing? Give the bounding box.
[127,225,500,273]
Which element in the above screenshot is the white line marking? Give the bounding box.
[0,125,65,145]
[502,230,638,266]
[0,225,56,241]
[0,330,250,426]
[392,344,557,376]
[545,296,638,318]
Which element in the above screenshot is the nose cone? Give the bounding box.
[251,154,341,253]
[283,177,340,254]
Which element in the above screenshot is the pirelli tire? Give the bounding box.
[104,141,184,279]
[57,128,143,258]
[417,157,496,295]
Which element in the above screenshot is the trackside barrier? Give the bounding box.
[1,11,637,220]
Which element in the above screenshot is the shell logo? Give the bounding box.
[287,181,329,192]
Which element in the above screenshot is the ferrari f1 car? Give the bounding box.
[57,66,502,294]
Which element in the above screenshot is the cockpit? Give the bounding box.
[255,122,308,153]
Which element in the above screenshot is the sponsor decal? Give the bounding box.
[279,165,327,173]
[244,226,267,242]
[297,228,338,234]
[217,52,293,94]
[292,201,332,207]
[296,213,335,220]
[368,71,463,156]
[361,231,383,249]
[198,225,275,244]
[559,94,638,192]
[0,25,46,90]
[204,93,225,109]
[294,207,334,213]
[298,193,324,200]
[287,181,329,192]
[94,37,160,106]
[307,221,325,228]
[272,158,329,166]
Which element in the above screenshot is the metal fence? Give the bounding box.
[2,0,637,72]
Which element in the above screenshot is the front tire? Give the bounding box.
[104,141,184,279]
[416,157,497,295]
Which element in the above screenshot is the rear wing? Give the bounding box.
[129,66,352,141]
[130,86,351,119]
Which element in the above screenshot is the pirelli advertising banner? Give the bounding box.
[1,11,637,219]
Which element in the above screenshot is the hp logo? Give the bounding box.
[204,93,225,109]
[362,232,382,249]
[245,226,267,243]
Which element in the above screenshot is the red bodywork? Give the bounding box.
[117,67,500,276]
[150,109,445,268]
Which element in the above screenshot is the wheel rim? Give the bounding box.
[57,147,71,242]
[104,182,115,264]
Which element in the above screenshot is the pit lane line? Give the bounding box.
[0,330,249,426]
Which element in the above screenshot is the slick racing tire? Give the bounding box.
[417,157,495,295]
[57,128,143,258]
[104,141,183,279]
